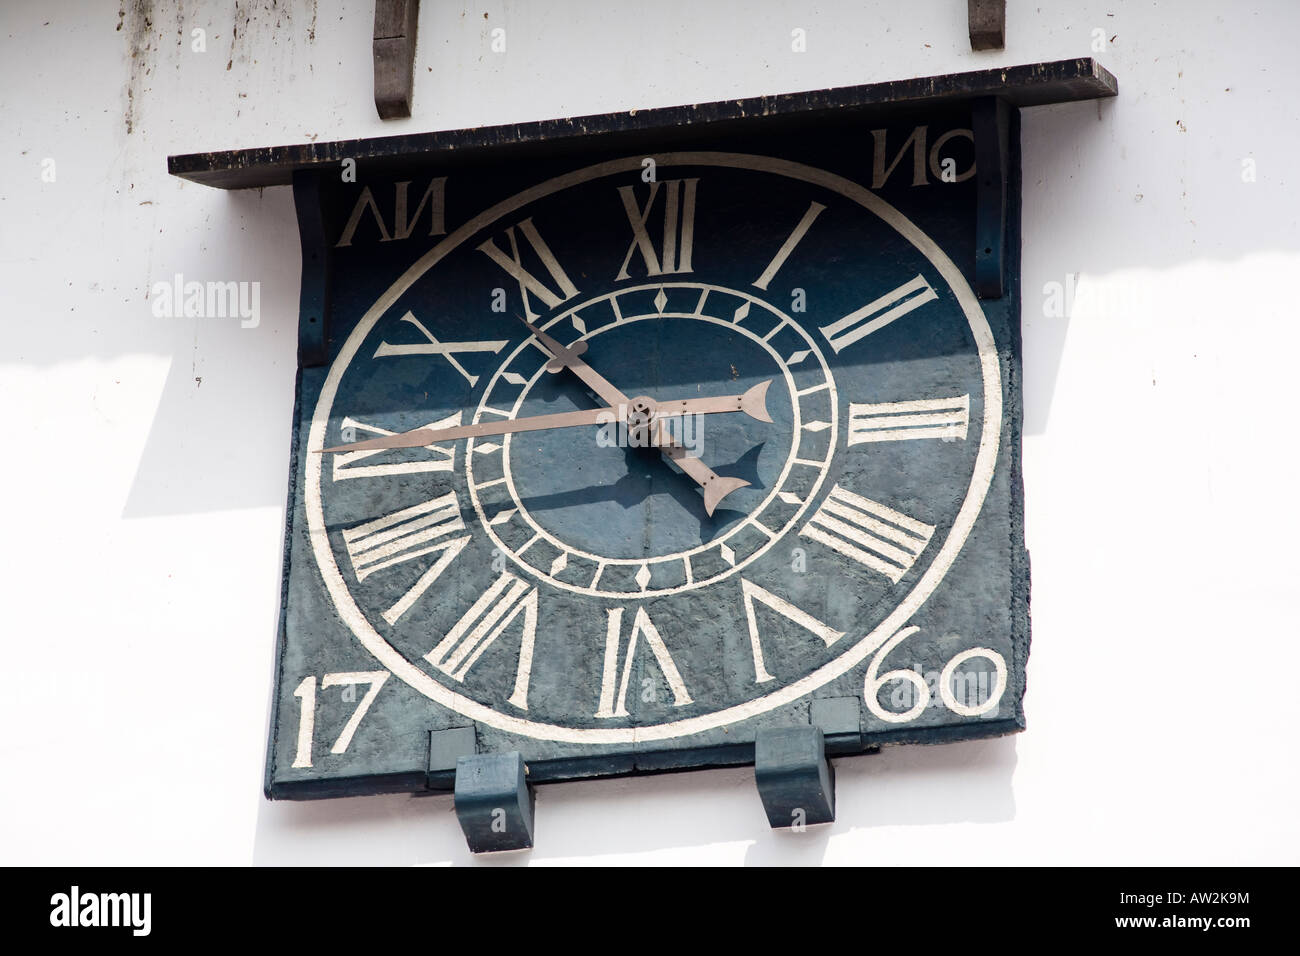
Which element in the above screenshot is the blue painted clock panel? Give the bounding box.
[267,105,1028,797]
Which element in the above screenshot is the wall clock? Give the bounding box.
[169,60,1117,851]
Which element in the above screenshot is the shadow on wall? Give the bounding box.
[250,735,1016,865]
[121,185,300,517]
[122,38,1299,509]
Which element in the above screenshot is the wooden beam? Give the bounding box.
[170,59,1118,190]
[373,0,419,119]
[968,0,1006,51]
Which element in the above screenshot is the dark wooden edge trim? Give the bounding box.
[170,58,1117,189]
[291,170,331,367]
[974,96,1011,298]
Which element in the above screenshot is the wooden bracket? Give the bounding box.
[454,752,535,853]
[291,170,331,367]
[973,96,1011,299]
[373,0,420,119]
[968,0,1006,51]
[754,726,835,829]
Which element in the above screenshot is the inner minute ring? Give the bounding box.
[464,282,837,598]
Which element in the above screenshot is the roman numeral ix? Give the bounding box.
[372,312,508,387]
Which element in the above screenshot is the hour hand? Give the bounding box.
[515,315,757,514]
[516,315,629,408]
[661,450,751,516]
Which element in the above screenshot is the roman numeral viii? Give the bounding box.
[616,178,699,279]
[342,492,471,625]
[800,485,935,583]
[819,274,938,353]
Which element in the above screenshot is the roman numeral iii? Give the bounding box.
[819,274,938,353]
[800,485,935,583]
[848,394,970,444]
[616,178,699,279]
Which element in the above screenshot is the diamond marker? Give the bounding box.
[490,508,516,525]
[778,491,803,505]
[733,301,751,323]
[653,287,668,313]
[786,349,811,365]
[720,543,736,566]
[550,552,568,575]
[803,420,831,432]
[474,442,501,454]
[572,314,586,334]
[502,372,528,385]
[635,563,652,590]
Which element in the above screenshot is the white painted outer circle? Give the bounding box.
[305,152,1003,744]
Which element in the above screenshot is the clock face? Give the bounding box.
[302,152,1003,745]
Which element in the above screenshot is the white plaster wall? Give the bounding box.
[1,0,1296,865]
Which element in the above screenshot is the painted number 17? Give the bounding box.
[290,671,390,768]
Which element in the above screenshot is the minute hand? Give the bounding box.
[520,317,751,515]
[319,382,773,453]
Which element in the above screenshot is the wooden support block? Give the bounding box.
[291,170,331,367]
[973,96,1011,299]
[810,696,864,755]
[754,726,835,829]
[427,726,476,791]
[373,0,419,119]
[453,752,535,853]
[968,0,1006,51]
